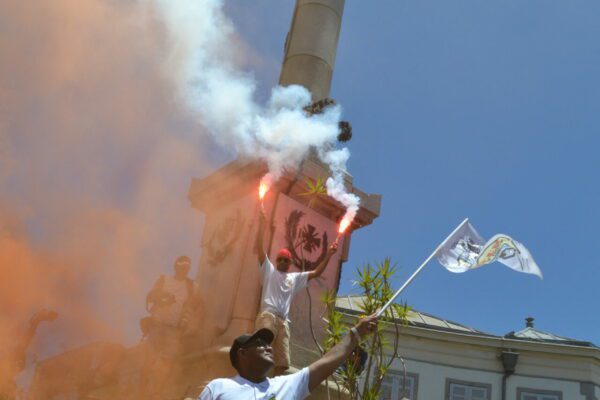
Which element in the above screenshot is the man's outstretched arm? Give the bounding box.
[307,242,338,280]
[307,314,378,392]
[256,208,267,265]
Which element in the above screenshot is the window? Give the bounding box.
[446,379,491,400]
[379,371,418,399]
[517,388,562,400]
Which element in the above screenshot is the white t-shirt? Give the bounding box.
[259,257,309,320]
[198,367,310,400]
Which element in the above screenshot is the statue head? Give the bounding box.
[173,255,191,278]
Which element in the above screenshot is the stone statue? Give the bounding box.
[142,255,203,357]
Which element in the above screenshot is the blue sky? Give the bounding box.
[229,1,600,345]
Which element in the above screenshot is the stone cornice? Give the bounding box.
[188,156,381,230]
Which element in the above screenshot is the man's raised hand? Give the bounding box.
[328,241,338,255]
[354,314,378,338]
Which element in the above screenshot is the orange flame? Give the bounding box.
[259,183,268,200]
[338,215,352,234]
[258,173,273,200]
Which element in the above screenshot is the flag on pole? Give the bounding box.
[377,218,542,318]
[436,221,486,273]
[436,220,543,279]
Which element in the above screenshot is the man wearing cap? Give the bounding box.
[198,314,378,399]
[255,210,338,376]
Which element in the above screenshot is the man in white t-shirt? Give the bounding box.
[255,209,338,375]
[198,314,378,400]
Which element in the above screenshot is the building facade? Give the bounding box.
[332,296,599,400]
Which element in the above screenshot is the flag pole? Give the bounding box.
[376,218,469,318]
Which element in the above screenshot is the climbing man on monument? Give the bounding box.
[255,209,338,376]
[198,314,378,399]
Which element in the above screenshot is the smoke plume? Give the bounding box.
[0,0,358,392]
[149,0,361,222]
[0,0,219,378]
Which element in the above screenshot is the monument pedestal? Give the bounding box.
[187,155,380,365]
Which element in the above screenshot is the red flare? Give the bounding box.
[258,174,273,201]
[338,215,352,234]
[259,182,269,200]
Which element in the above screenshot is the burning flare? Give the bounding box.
[338,214,352,234]
[334,213,354,245]
[259,173,274,201]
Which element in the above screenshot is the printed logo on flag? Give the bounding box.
[451,237,483,269]
[477,235,521,268]
[476,234,543,279]
[436,221,485,273]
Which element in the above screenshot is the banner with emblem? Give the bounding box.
[436,220,543,279]
[272,193,342,349]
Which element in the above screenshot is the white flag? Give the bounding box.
[436,220,543,279]
[436,221,486,273]
[476,234,543,279]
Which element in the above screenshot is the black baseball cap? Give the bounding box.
[229,328,274,368]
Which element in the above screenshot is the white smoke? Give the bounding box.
[319,148,359,227]
[149,0,360,221]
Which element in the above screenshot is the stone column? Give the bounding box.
[279,0,346,101]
